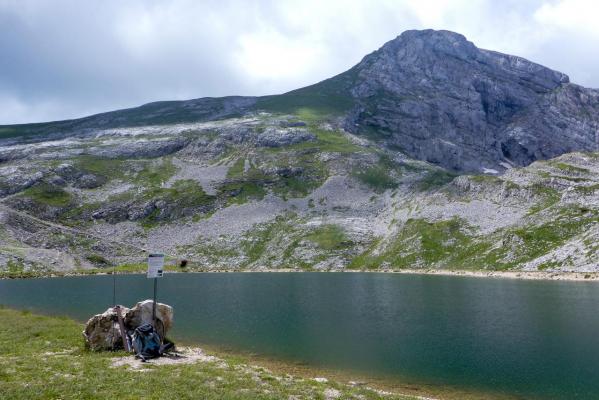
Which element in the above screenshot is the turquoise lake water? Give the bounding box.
[1,272,598,399]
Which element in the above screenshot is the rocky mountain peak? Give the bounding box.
[1,29,596,174]
[344,29,597,172]
[380,29,478,60]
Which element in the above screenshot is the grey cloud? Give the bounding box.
[0,0,598,124]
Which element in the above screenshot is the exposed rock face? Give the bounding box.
[1,29,598,275]
[3,30,597,173]
[344,29,599,172]
[82,301,173,351]
[255,127,315,147]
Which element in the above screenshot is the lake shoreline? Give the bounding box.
[0,306,516,400]
[2,267,599,281]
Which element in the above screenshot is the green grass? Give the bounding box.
[306,224,352,251]
[73,156,127,181]
[240,214,316,268]
[575,184,599,195]
[85,254,110,266]
[353,166,397,192]
[267,153,328,200]
[348,218,495,270]
[133,158,177,187]
[140,179,215,227]
[254,68,357,118]
[0,308,414,400]
[527,184,561,214]
[220,158,269,204]
[227,157,246,178]
[241,216,295,264]
[349,205,599,271]
[417,169,458,191]
[221,181,267,205]
[72,156,177,187]
[21,184,73,207]
[551,162,590,174]
[511,205,599,262]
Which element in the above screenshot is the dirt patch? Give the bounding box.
[110,346,222,370]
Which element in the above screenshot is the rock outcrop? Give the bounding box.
[1,29,598,275]
[82,300,173,351]
[343,29,599,172]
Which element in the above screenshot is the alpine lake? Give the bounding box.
[1,272,598,399]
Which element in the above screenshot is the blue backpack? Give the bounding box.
[130,323,172,361]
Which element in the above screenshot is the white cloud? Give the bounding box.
[535,0,599,36]
[0,0,598,124]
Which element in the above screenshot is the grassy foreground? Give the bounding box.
[0,307,416,400]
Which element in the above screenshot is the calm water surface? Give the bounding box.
[1,272,598,399]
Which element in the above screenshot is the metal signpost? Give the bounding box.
[147,253,164,327]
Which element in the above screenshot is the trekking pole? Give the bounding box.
[115,305,130,352]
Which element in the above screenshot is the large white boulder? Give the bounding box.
[124,300,174,335]
[82,306,130,351]
[82,300,173,351]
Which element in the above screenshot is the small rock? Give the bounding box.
[324,388,341,399]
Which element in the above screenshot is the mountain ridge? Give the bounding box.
[0,29,597,275]
[3,29,598,173]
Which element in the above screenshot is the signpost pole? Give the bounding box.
[152,277,157,326]
[147,253,164,329]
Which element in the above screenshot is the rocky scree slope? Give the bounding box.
[0,30,597,274]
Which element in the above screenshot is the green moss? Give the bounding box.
[365,207,599,271]
[384,218,473,267]
[306,224,352,250]
[269,126,362,154]
[269,154,328,200]
[144,179,213,206]
[22,184,73,207]
[537,260,561,271]
[6,259,24,274]
[272,176,310,199]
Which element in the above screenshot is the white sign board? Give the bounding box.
[147,253,164,278]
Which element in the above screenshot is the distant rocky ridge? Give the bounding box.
[3,29,598,173]
[0,30,597,274]
[343,30,599,171]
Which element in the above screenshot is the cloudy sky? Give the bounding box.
[0,0,598,124]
